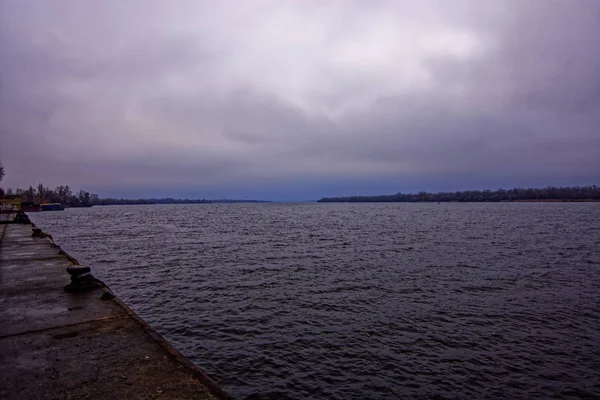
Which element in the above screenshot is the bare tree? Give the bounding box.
[77,190,91,206]
[36,183,49,203]
[52,185,73,204]
[25,186,35,203]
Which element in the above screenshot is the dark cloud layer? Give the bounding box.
[1,0,599,200]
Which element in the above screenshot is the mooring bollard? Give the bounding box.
[31,227,43,237]
[64,265,104,292]
[13,211,30,224]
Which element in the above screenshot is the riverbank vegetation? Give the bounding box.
[2,178,597,206]
[2,184,95,207]
[318,185,600,203]
[0,184,268,206]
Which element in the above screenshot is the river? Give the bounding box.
[30,202,600,399]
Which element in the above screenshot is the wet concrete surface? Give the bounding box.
[0,222,229,400]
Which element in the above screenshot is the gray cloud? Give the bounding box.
[1,0,599,199]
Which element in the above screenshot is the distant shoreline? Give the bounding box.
[93,199,271,206]
[67,198,600,207]
[318,185,600,203]
[314,199,600,203]
[4,184,598,206]
[510,199,600,202]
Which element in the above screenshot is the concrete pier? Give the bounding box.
[0,221,231,400]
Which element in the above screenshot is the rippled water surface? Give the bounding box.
[31,203,600,399]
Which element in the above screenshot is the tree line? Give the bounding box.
[318,185,600,203]
[94,197,211,205]
[92,198,269,205]
[2,184,96,207]
[0,184,214,206]
[0,183,270,206]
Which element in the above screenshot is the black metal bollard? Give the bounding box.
[64,265,104,292]
[13,211,30,224]
[32,227,44,237]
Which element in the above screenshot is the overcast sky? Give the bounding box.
[1,0,599,200]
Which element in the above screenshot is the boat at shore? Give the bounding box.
[21,202,42,212]
[41,203,65,211]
